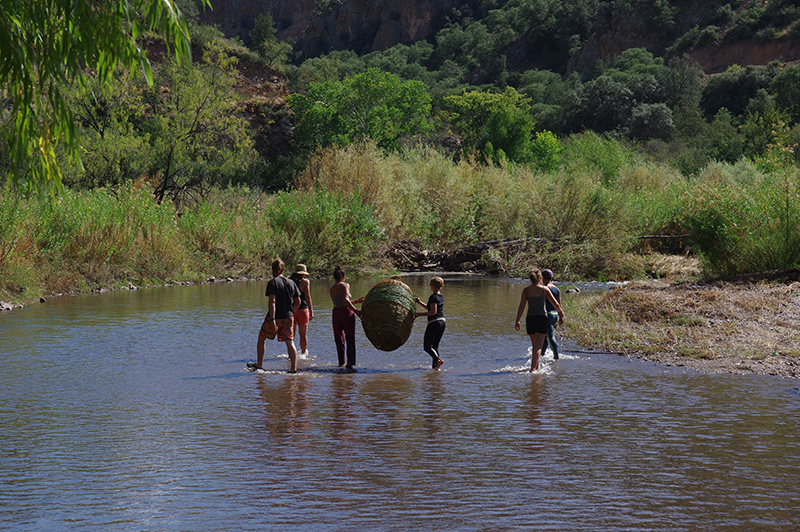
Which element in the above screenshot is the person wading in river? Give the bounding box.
[289,264,314,356]
[414,276,446,370]
[330,266,363,373]
[541,269,562,360]
[253,258,302,373]
[515,268,564,372]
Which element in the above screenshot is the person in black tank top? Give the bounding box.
[414,276,446,370]
[514,268,564,372]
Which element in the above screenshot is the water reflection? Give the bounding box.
[256,377,311,448]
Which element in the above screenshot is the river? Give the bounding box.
[1,275,798,531]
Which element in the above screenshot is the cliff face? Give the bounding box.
[198,0,800,75]
[198,0,462,57]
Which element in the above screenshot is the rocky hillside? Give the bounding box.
[198,0,800,77]
[197,0,468,58]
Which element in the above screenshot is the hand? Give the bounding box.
[514,321,520,331]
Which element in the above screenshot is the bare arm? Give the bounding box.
[343,283,362,314]
[302,279,313,319]
[268,294,277,322]
[416,302,437,318]
[514,287,527,330]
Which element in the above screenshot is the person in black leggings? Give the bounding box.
[415,277,446,370]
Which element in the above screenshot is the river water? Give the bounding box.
[1,275,799,531]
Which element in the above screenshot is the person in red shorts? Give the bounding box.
[289,264,314,356]
[254,258,302,373]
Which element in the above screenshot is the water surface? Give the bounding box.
[2,275,798,530]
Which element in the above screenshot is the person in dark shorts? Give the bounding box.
[542,269,562,360]
[254,258,302,373]
[414,276,446,370]
[514,268,564,372]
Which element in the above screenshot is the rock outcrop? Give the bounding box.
[198,0,465,57]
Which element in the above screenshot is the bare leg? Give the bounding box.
[256,322,269,368]
[298,323,308,354]
[286,339,298,373]
[530,333,547,371]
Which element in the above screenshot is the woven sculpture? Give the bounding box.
[360,278,416,351]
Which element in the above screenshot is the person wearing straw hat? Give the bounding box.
[414,276,446,370]
[541,269,561,360]
[290,264,314,356]
[514,268,564,372]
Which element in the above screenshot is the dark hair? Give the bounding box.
[542,269,553,280]
[271,258,285,276]
[333,266,345,282]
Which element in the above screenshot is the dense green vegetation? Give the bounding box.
[2,0,800,304]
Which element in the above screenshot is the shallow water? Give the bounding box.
[1,275,799,531]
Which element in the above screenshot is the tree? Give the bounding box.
[0,0,209,195]
[444,87,536,165]
[289,69,433,151]
[770,64,800,123]
[249,14,293,71]
[142,47,256,205]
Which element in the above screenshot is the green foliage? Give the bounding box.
[530,131,565,172]
[740,104,791,159]
[770,65,800,123]
[249,14,293,71]
[0,0,209,196]
[686,170,800,276]
[444,87,535,164]
[701,64,779,118]
[647,0,678,35]
[563,131,636,185]
[142,47,256,205]
[289,69,433,152]
[264,189,386,268]
[60,70,154,189]
[705,109,745,164]
[595,48,666,83]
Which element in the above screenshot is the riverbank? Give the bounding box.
[564,266,800,379]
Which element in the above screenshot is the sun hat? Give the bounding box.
[293,264,310,276]
[542,269,554,280]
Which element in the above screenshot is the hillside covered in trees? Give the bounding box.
[2,0,800,304]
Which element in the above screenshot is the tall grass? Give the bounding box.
[685,161,800,276]
[3,137,799,303]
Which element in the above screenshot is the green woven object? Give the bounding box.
[361,279,416,351]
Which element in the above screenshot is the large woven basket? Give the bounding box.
[360,279,416,351]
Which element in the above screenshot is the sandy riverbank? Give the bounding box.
[565,275,800,379]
